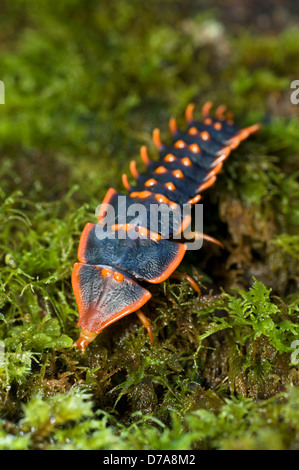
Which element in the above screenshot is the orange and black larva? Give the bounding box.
[72,102,260,353]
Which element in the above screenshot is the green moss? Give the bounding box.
[0,0,299,450]
[1,386,299,450]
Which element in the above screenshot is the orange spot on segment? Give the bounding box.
[172,169,184,179]
[111,223,134,232]
[181,157,192,166]
[155,193,177,208]
[101,268,112,277]
[188,127,198,135]
[174,140,186,149]
[113,272,124,282]
[145,178,157,187]
[136,225,161,241]
[200,131,210,141]
[121,223,133,231]
[165,182,176,191]
[130,191,152,199]
[164,153,176,163]
[149,231,161,241]
[137,226,149,237]
[155,166,168,174]
[204,118,212,125]
[189,143,200,153]
[185,103,195,123]
[213,122,222,130]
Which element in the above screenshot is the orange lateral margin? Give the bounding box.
[88,288,152,334]
[77,222,95,263]
[146,243,187,284]
[97,188,117,224]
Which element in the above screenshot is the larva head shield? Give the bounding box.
[72,262,152,353]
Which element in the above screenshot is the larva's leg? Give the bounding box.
[73,328,98,355]
[136,309,154,345]
[170,271,201,296]
[184,231,224,248]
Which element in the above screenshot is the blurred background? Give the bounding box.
[0,0,298,201]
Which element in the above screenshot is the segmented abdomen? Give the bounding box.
[98,102,260,236]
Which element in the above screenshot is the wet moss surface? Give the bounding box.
[0,0,299,450]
